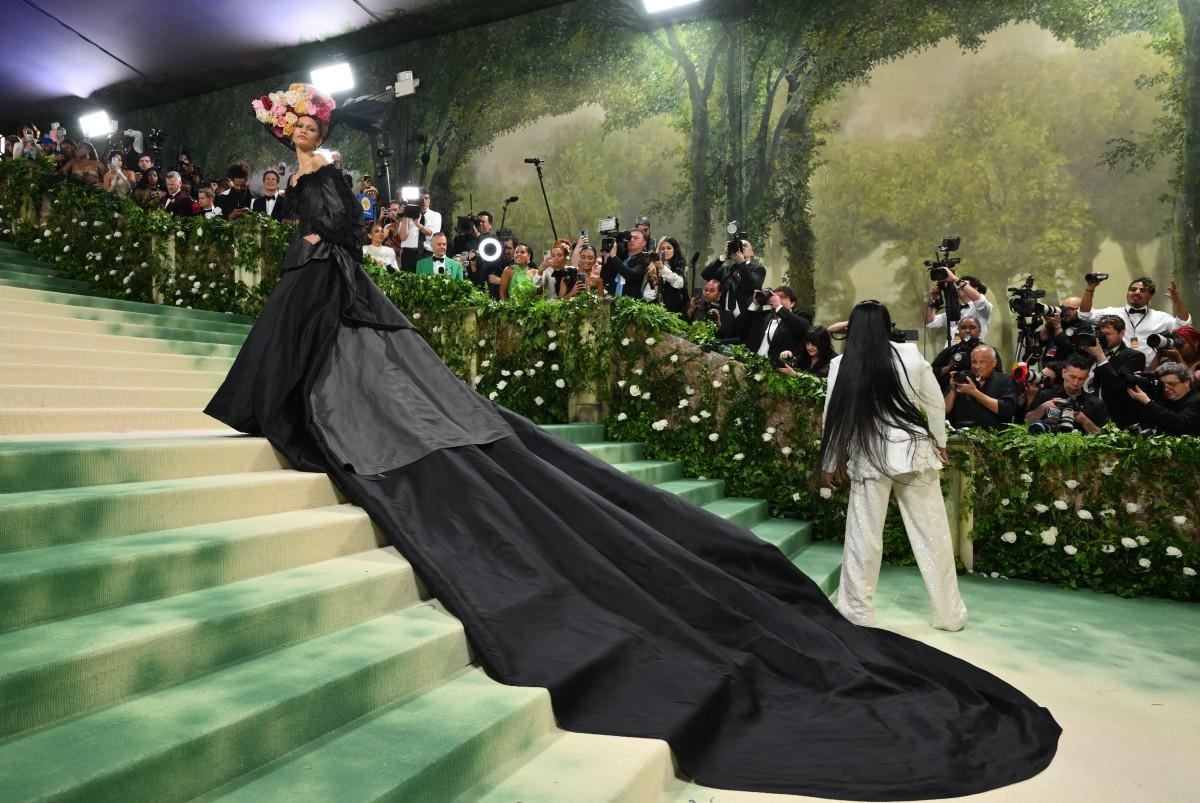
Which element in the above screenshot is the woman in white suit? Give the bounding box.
[819,300,967,631]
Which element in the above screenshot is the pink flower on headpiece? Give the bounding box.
[270,103,287,117]
[251,99,264,112]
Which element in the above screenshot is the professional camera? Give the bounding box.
[1146,332,1184,351]
[947,337,976,370]
[1126,422,1161,437]
[1084,272,1109,284]
[754,287,776,306]
[924,237,962,282]
[951,370,973,386]
[889,323,919,343]
[1126,370,1163,395]
[1007,275,1059,318]
[1066,320,1099,350]
[455,214,481,235]
[553,266,584,291]
[1029,400,1081,435]
[726,227,749,259]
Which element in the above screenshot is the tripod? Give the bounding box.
[525,158,557,241]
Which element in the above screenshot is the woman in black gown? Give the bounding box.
[206,93,1060,801]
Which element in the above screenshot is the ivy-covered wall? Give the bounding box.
[1,161,1196,602]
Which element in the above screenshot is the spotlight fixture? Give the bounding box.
[643,0,701,13]
[477,237,502,263]
[391,70,420,99]
[311,62,355,94]
[79,110,114,138]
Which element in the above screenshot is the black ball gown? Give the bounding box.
[205,162,1060,801]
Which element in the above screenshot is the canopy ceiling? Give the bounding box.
[1,0,568,131]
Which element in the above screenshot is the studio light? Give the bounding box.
[79,110,113,138]
[643,0,701,13]
[477,237,502,263]
[400,186,421,203]
[311,62,355,94]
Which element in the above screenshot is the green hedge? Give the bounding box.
[2,158,1196,601]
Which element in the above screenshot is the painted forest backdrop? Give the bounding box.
[121,0,1200,360]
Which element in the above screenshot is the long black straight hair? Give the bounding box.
[818,301,935,477]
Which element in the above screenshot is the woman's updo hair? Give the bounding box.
[297,114,329,145]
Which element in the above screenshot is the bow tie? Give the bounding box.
[1127,307,1147,316]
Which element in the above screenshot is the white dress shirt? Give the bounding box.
[363,244,398,270]
[1090,305,1192,361]
[927,295,994,341]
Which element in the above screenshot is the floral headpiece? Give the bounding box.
[251,83,336,143]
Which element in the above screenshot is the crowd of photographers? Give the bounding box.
[927,261,1199,437]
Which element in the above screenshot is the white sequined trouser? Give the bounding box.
[838,468,968,630]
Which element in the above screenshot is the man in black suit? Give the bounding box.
[1082,314,1147,429]
[734,286,810,364]
[215,161,255,220]
[1127,362,1200,435]
[946,344,1019,429]
[250,169,290,223]
[700,236,766,320]
[161,171,195,216]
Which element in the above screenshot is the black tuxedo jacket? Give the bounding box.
[735,306,810,364]
[701,257,766,318]
[1092,345,1147,429]
[1138,389,1200,435]
[251,194,291,222]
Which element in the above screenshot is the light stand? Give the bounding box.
[499,195,518,231]
[524,157,557,241]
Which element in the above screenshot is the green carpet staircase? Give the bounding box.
[0,241,841,802]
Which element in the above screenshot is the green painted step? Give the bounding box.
[611,459,683,485]
[0,281,255,326]
[0,343,237,372]
[0,324,241,358]
[1,384,220,409]
[792,540,845,596]
[0,606,469,803]
[750,517,813,558]
[0,470,342,553]
[0,258,62,277]
[3,309,249,345]
[0,548,420,739]
[0,407,232,437]
[576,440,645,463]
[0,504,381,632]
[0,269,93,293]
[653,478,726,507]
[700,497,769,529]
[0,361,228,392]
[202,668,552,803]
[0,434,283,494]
[539,423,604,443]
[0,295,253,335]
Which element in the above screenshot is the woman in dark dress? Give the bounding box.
[206,88,1060,801]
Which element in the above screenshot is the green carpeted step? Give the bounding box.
[0,504,381,632]
[0,258,62,277]
[0,325,240,357]
[203,669,554,803]
[539,423,605,443]
[610,459,683,485]
[3,309,249,345]
[0,469,342,553]
[0,384,217,409]
[0,281,255,326]
[700,497,769,528]
[0,605,468,803]
[653,478,726,506]
[0,407,232,436]
[0,295,254,335]
[751,518,813,559]
[0,269,93,293]
[0,434,283,493]
[0,549,422,740]
[456,730,672,803]
[576,440,645,464]
[0,343,236,371]
[791,540,844,596]
[0,361,228,391]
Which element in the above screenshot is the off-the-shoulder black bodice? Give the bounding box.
[281,163,362,272]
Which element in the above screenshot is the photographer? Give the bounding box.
[685,279,735,338]
[1024,354,1108,434]
[925,271,993,341]
[700,235,765,319]
[1127,362,1200,435]
[945,344,1018,429]
[1015,361,1063,422]
[1081,275,1191,361]
[930,317,984,393]
[1080,315,1146,429]
[735,286,810,366]
[398,189,441,270]
[1037,296,1084,364]
[557,245,606,299]
[601,228,653,297]
[102,151,135,198]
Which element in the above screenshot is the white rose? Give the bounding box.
[1101,544,1116,553]
[1100,465,1115,476]
[63,245,70,252]
[113,230,121,238]
[1020,473,1033,483]
[478,339,487,347]
[176,230,185,238]
[766,427,776,435]
[1001,499,1010,506]
[708,433,719,442]
[617,380,626,388]
[641,393,650,401]
[1065,479,1079,489]
[732,453,745,461]
[43,228,50,237]
[1172,515,1188,527]
[501,370,511,377]
[547,342,557,351]
[547,329,557,338]
[819,487,833,500]
[632,368,643,376]
[645,337,655,345]
[1100,508,1116,517]
[1120,537,1138,549]
[1001,532,1017,543]
[689,415,700,424]
[1136,535,1150,546]
[1166,546,1183,558]
[1138,558,1151,569]
[555,378,566,388]
[514,370,524,377]
[1063,545,1078,555]
[712,380,722,388]
[1184,567,1197,577]
[629,385,641,397]
[792,492,802,502]
[721,364,730,373]
[678,399,688,408]
[550,364,559,371]
[412,312,420,319]
[621,338,631,346]
[1040,527,1058,546]
[651,419,668,431]
[1034,503,1049,513]
[496,380,507,390]
[617,412,628,421]
[761,432,773,442]
[480,360,490,369]
[1125,502,1140,514]
[488,392,497,400]
[473,376,482,386]
[1053,500,1069,511]
[1077,509,1093,521]
[781,446,792,456]
[699,411,711,419]
[670,354,679,363]
[535,360,544,368]
[685,386,695,396]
